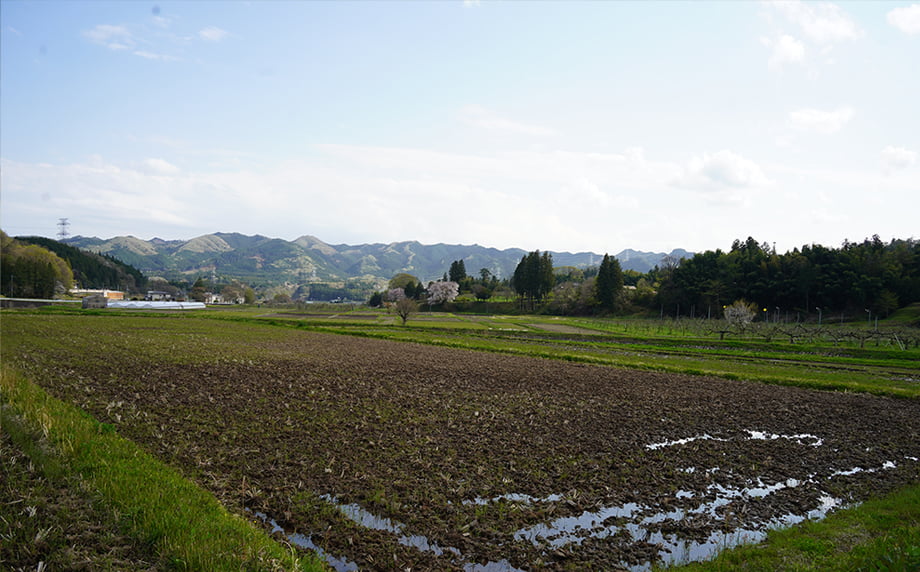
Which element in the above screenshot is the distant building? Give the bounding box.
[82,294,109,309]
[71,289,125,300]
[145,290,173,301]
[204,291,244,304]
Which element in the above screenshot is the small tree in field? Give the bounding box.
[724,299,757,330]
[394,297,418,325]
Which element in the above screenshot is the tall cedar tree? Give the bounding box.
[512,250,554,307]
[596,253,624,311]
[449,259,467,283]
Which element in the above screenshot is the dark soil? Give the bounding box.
[7,326,920,570]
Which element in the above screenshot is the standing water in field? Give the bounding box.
[262,426,916,571]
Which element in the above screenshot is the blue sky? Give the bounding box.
[2,1,918,254]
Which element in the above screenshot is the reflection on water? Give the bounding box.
[513,474,847,570]
[248,426,914,571]
[320,494,526,572]
[249,510,359,572]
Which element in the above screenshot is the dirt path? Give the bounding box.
[8,327,920,570]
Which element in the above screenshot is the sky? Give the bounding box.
[1,1,918,255]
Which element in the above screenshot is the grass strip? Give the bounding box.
[677,483,920,571]
[0,366,327,572]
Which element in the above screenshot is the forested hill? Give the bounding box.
[63,233,691,286]
[15,235,146,293]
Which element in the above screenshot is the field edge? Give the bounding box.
[0,365,328,572]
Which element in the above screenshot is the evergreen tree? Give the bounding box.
[512,250,554,309]
[595,253,624,311]
[449,259,467,283]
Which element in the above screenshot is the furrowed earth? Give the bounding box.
[4,315,919,570]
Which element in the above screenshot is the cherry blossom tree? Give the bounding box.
[426,281,459,306]
[724,299,757,330]
[386,288,406,303]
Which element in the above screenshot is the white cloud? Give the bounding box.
[676,150,769,198]
[199,26,228,42]
[459,105,555,137]
[788,106,854,134]
[133,50,179,62]
[762,34,806,70]
[888,4,920,35]
[881,146,918,172]
[769,0,862,45]
[4,145,916,255]
[762,1,861,70]
[140,158,180,175]
[463,0,481,7]
[83,24,135,51]
[0,146,673,253]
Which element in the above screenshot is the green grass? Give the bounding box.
[887,302,920,326]
[0,365,326,571]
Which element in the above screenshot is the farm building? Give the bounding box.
[145,290,173,301]
[71,288,124,300]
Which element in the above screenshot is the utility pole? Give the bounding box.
[57,218,70,241]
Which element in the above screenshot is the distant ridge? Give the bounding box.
[63,233,692,286]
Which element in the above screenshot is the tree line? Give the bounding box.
[654,236,920,318]
[387,236,918,321]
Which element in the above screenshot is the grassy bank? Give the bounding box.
[0,365,326,571]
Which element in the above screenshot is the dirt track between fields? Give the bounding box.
[10,329,920,570]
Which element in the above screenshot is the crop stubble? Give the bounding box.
[5,317,919,570]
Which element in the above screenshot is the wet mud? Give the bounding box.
[13,330,920,570]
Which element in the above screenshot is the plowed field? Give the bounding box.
[4,315,919,570]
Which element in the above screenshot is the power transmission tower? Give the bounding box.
[57,218,70,241]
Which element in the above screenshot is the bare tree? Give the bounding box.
[394,297,418,325]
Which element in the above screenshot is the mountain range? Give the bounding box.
[64,233,692,287]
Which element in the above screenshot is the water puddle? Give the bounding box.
[646,428,823,451]
[513,474,845,570]
[646,433,728,450]
[318,495,526,572]
[745,429,824,447]
[462,492,563,505]
[246,442,915,571]
[511,456,911,569]
[249,510,359,572]
[829,459,898,478]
